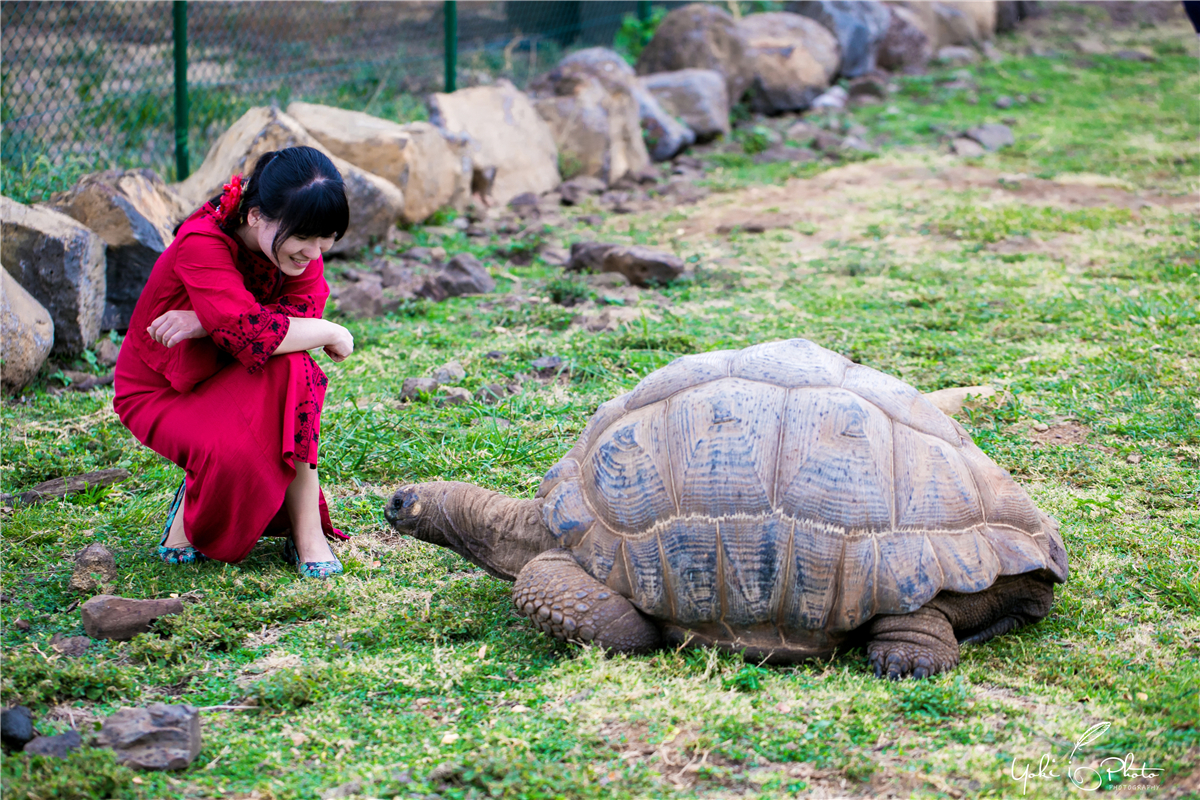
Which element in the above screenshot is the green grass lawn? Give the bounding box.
[2,9,1197,800]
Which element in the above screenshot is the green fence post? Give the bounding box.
[173,1,189,180]
[637,0,652,23]
[444,0,457,93]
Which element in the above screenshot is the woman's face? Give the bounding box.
[245,208,335,276]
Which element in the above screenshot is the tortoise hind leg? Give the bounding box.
[513,550,661,654]
[864,573,1057,679]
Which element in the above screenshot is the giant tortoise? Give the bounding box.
[385,339,1069,678]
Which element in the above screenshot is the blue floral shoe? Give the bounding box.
[157,481,209,564]
[283,537,343,579]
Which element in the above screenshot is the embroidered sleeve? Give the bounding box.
[174,231,291,372]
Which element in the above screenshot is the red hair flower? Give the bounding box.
[214,173,244,226]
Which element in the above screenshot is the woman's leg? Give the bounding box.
[164,492,190,548]
[286,465,336,563]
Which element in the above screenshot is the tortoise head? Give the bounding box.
[385,481,559,582]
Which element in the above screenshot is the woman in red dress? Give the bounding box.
[114,147,354,578]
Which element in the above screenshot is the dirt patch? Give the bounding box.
[1028,421,1092,446]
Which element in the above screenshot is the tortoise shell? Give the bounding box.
[535,339,1068,642]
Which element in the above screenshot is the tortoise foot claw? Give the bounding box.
[865,607,960,680]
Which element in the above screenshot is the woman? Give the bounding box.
[114,146,354,578]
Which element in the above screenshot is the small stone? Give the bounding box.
[809,85,847,110]
[567,241,618,273]
[336,277,383,319]
[81,595,185,641]
[965,123,1015,151]
[24,729,82,759]
[1029,93,1045,104]
[483,351,505,360]
[432,360,466,384]
[951,137,987,158]
[430,246,447,263]
[425,253,496,300]
[2,706,34,751]
[1032,422,1050,433]
[1114,49,1155,62]
[97,703,201,770]
[50,633,92,657]
[812,130,845,153]
[559,176,607,206]
[474,384,508,405]
[784,121,819,145]
[437,387,472,406]
[531,355,564,373]
[70,542,117,593]
[400,377,440,401]
[507,192,540,219]
[406,247,433,263]
[994,95,1014,109]
[1125,453,1142,464]
[14,619,30,632]
[95,339,121,367]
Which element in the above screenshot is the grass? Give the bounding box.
[2,10,1199,800]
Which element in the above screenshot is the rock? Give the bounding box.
[97,704,201,771]
[0,268,55,393]
[433,360,466,384]
[559,176,608,206]
[635,4,754,106]
[600,246,684,287]
[174,107,405,256]
[877,5,933,73]
[567,242,617,273]
[2,706,34,751]
[557,48,694,163]
[336,276,383,319]
[0,197,106,357]
[994,95,1014,109]
[965,123,1014,150]
[49,634,92,657]
[1114,49,1155,63]
[80,595,185,641]
[437,386,473,406]
[428,253,495,299]
[935,45,981,66]
[810,85,849,110]
[785,121,820,144]
[70,543,117,594]
[474,384,509,405]
[788,1,892,77]
[507,192,541,219]
[48,170,190,331]
[287,104,470,225]
[400,377,440,400]
[640,69,730,141]
[925,384,996,416]
[943,1,996,40]
[14,620,31,632]
[812,129,847,152]
[428,80,560,207]
[95,338,120,367]
[24,730,82,758]
[848,74,889,102]
[531,355,564,373]
[739,13,838,113]
[951,137,986,157]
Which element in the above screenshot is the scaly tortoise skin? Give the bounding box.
[386,339,1069,678]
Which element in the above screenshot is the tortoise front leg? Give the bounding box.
[865,606,960,679]
[514,550,661,654]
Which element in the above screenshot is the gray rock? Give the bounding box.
[437,386,473,406]
[70,543,117,594]
[600,246,685,287]
[640,69,730,141]
[50,633,92,657]
[474,384,510,405]
[788,1,891,77]
[635,4,754,105]
[400,377,440,400]
[2,706,34,750]
[433,360,466,384]
[785,121,820,145]
[336,276,383,319]
[531,355,564,373]
[1,196,106,357]
[936,45,981,66]
[95,337,120,367]
[24,729,82,758]
[428,253,496,299]
[965,123,1014,151]
[951,137,987,157]
[567,242,618,273]
[49,170,190,331]
[0,268,55,393]
[81,594,185,641]
[994,95,1014,109]
[877,6,933,73]
[97,704,201,770]
[810,85,848,110]
[559,176,607,206]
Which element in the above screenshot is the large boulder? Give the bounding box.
[739,13,840,113]
[175,106,405,256]
[787,1,892,77]
[640,69,730,141]
[635,4,754,106]
[0,196,105,357]
[286,103,469,225]
[48,170,190,331]
[1,268,54,392]
[890,2,991,49]
[428,80,560,207]
[557,48,694,163]
[877,5,933,72]
[530,61,650,185]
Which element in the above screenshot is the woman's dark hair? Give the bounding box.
[207,146,350,256]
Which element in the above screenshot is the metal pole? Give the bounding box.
[444,0,457,93]
[637,0,652,23]
[173,1,189,180]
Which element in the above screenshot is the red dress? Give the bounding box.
[114,205,347,563]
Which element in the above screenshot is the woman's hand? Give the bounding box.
[322,324,354,363]
[148,310,209,348]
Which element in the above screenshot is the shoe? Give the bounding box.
[283,537,342,579]
[156,481,209,564]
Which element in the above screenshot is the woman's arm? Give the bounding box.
[274,317,354,362]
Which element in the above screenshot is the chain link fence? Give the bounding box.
[1,1,653,203]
